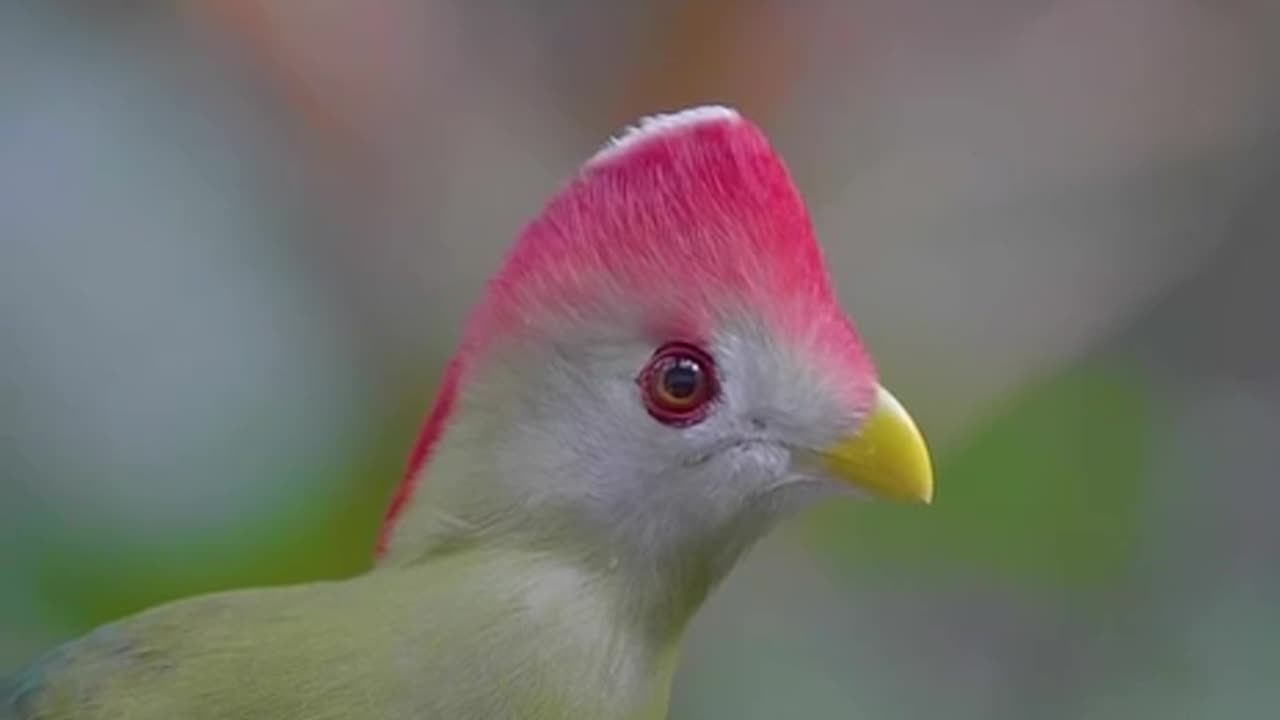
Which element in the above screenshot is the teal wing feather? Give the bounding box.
[1,624,147,719]
[3,639,73,719]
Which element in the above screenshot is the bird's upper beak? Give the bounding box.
[822,385,934,503]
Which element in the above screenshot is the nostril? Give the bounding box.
[749,416,767,431]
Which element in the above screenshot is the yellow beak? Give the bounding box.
[823,385,934,503]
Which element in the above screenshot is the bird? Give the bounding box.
[3,105,933,719]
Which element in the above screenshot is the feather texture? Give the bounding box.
[5,549,677,719]
[380,105,870,556]
[7,105,884,720]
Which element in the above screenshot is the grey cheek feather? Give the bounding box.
[711,317,854,445]
[382,293,870,578]
[481,313,861,560]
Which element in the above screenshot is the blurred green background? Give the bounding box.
[3,1,1279,717]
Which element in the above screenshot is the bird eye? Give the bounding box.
[639,342,719,426]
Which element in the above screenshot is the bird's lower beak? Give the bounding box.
[822,385,934,503]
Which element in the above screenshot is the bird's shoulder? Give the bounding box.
[2,582,358,720]
[3,618,177,719]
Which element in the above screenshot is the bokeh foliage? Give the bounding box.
[806,364,1152,595]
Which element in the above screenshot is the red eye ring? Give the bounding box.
[638,342,719,426]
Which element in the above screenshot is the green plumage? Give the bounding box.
[3,548,678,719]
[4,104,936,719]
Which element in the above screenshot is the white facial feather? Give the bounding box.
[391,310,868,629]
[587,105,742,168]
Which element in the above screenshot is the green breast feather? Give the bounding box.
[3,551,677,719]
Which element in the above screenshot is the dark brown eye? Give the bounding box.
[639,342,719,426]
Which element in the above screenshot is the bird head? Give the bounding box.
[376,106,932,622]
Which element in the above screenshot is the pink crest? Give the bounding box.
[377,106,868,555]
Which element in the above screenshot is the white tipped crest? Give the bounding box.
[587,105,742,167]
